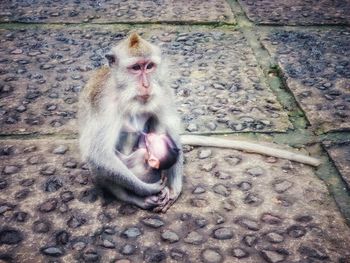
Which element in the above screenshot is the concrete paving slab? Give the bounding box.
[260,28,350,133]
[238,0,350,25]
[0,0,234,24]
[324,141,350,190]
[0,27,291,135]
[1,139,349,262]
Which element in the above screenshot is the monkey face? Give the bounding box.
[127,59,157,104]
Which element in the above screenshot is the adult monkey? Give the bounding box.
[79,33,182,212]
[79,33,320,212]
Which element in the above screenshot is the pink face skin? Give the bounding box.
[128,60,156,103]
[144,133,168,169]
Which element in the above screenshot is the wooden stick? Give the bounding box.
[181,135,321,167]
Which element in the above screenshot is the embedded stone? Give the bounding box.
[0,179,7,190]
[224,155,241,166]
[0,228,23,245]
[82,248,100,262]
[33,220,51,233]
[195,217,208,228]
[41,246,64,257]
[273,180,293,193]
[56,230,70,245]
[193,186,206,194]
[144,247,166,263]
[187,123,198,132]
[59,203,69,213]
[200,162,217,172]
[212,184,231,197]
[180,213,190,221]
[120,244,136,255]
[40,165,56,176]
[15,189,30,200]
[79,188,98,203]
[264,232,284,243]
[261,213,282,224]
[235,217,260,231]
[60,191,74,202]
[72,241,86,251]
[243,193,263,206]
[0,203,14,214]
[20,178,35,187]
[122,227,142,238]
[287,225,306,238]
[191,198,208,207]
[13,211,28,222]
[3,165,20,174]
[102,239,115,249]
[9,105,21,116]
[118,204,137,215]
[201,248,223,263]
[115,260,131,263]
[39,198,58,212]
[63,160,78,168]
[184,231,204,245]
[27,155,41,165]
[142,217,164,228]
[213,227,233,240]
[294,215,313,223]
[67,215,86,228]
[213,171,231,180]
[44,177,63,192]
[246,166,265,177]
[242,234,258,247]
[198,149,212,159]
[11,48,23,54]
[232,247,249,258]
[298,245,329,260]
[260,249,288,263]
[161,230,179,243]
[213,213,225,224]
[237,181,252,191]
[170,248,187,261]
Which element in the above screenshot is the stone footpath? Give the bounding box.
[0,1,349,263]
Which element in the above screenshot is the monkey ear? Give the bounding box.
[105,53,117,67]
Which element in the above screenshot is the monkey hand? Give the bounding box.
[153,187,180,213]
[143,176,167,196]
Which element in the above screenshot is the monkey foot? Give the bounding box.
[153,187,179,213]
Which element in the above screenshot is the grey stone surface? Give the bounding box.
[1,140,350,262]
[238,0,350,25]
[323,141,350,189]
[0,27,290,135]
[0,0,235,24]
[261,28,350,133]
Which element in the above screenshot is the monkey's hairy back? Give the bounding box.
[80,66,111,109]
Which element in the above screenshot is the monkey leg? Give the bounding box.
[104,184,166,210]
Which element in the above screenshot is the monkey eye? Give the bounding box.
[131,64,141,71]
[146,62,154,70]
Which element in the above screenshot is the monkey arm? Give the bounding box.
[84,128,166,197]
[90,151,165,197]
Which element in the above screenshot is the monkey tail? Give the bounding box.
[180,135,321,167]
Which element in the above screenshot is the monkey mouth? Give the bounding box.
[136,95,151,104]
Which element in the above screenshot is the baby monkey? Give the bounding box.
[116,131,179,180]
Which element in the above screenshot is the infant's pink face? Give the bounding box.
[145,133,168,169]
